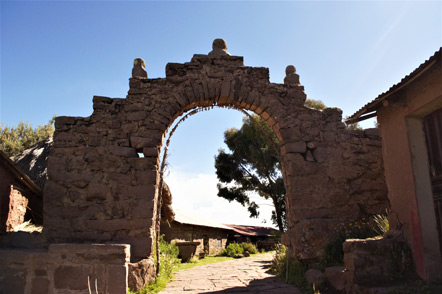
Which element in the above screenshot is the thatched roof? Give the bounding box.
[0,149,42,196]
[13,136,53,190]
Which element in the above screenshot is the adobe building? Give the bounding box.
[347,47,442,283]
[0,150,42,232]
[161,209,233,256]
[225,224,279,251]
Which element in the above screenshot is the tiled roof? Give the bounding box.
[224,224,278,237]
[173,208,233,231]
[346,47,441,124]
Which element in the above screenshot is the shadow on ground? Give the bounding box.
[199,276,301,294]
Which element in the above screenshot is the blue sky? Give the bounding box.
[1,0,441,226]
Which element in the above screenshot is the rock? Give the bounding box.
[284,65,301,86]
[305,150,315,162]
[243,251,250,257]
[132,58,147,78]
[305,268,323,285]
[233,254,244,259]
[128,258,155,291]
[325,266,346,291]
[208,38,231,57]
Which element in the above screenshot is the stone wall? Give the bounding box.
[0,243,130,294]
[42,44,388,263]
[343,231,413,293]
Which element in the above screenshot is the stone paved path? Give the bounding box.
[159,252,302,294]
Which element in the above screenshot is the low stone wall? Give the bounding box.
[0,243,131,294]
[343,231,413,293]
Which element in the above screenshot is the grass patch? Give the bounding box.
[129,236,179,294]
[175,255,235,271]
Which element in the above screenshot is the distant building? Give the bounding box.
[224,224,279,251]
[160,209,234,256]
[347,47,442,282]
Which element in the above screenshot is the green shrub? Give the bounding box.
[221,243,244,257]
[240,242,258,254]
[320,234,347,268]
[320,215,390,268]
[270,244,308,289]
[131,235,179,294]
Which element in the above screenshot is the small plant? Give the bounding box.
[270,243,308,289]
[131,235,179,294]
[372,213,389,236]
[320,234,347,268]
[320,215,389,269]
[188,255,199,263]
[220,243,244,257]
[240,242,258,254]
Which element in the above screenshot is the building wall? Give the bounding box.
[161,221,229,256]
[5,186,29,231]
[0,161,41,232]
[377,62,442,282]
[0,162,14,232]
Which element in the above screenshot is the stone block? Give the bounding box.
[31,277,50,294]
[55,116,77,128]
[86,183,111,201]
[0,267,27,294]
[325,266,346,291]
[281,141,306,155]
[127,157,157,170]
[127,111,147,121]
[142,147,159,158]
[54,265,89,290]
[107,265,128,294]
[305,268,323,286]
[166,63,186,77]
[364,128,381,140]
[128,258,155,291]
[130,136,159,149]
[109,146,137,158]
[312,147,329,163]
[323,107,343,122]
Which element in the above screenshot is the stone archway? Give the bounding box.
[44,40,388,263]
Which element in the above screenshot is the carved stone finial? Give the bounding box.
[284,65,300,86]
[209,38,231,57]
[132,58,147,78]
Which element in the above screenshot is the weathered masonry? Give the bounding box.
[0,40,388,293]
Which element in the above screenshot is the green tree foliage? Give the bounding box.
[214,115,286,232]
[344,116,363,130]
[0,116,55,157]
[305,98,326,110]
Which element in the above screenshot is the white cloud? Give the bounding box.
[164,169,276,228]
